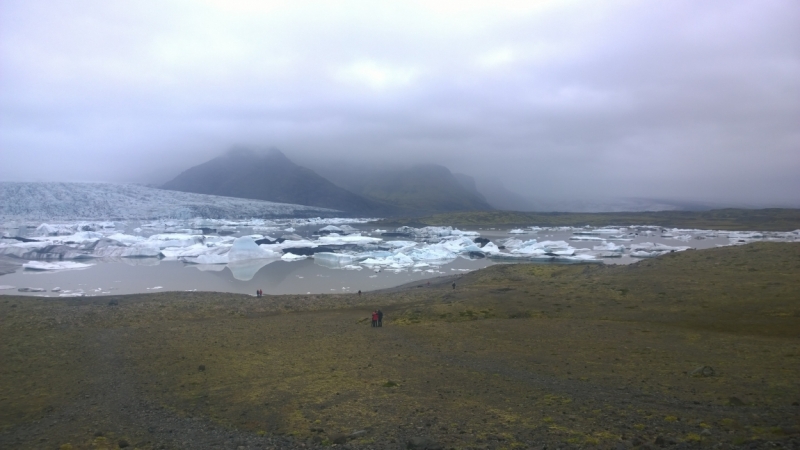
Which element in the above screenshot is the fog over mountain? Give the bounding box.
[1,1,798,209]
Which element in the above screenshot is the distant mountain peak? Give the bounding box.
[224,146,289,162]
[162,148,379,214]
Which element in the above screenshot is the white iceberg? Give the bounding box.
[228,236,282,261]
[23,261,94,271]
[316,234,382,246]
[281,253,307,261]
[592,242,624,253]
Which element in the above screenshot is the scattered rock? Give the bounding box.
[349,430,367,439]
[728,396,746,406]
[118,440,129,448]
[691,366,714,377]
[700,429,712,436]
[108,300,118,306]
[18,287,45,292]
[329,433,347,445]
[311,435,323,444]
[198,365,205,371]
[407,436,442,450]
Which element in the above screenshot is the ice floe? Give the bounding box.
[23,261,94,271]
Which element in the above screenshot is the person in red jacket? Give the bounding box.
[371,310,379,327]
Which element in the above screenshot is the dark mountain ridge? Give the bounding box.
[162,149,493,216]
[161,148,381,214]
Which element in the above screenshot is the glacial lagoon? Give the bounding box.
[1,218,797,297]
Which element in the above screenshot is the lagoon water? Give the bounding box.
[2,220,795,297]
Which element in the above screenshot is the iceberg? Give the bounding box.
[23,261,94,271]
[281,253,307,261]
[316,234,382,246]
[313,252,359,265]
[508,229,527,234]
[629,242,691,258]
[592,242,624,253]
[146,234,204,249]
[228,236,282,262]
[106,233,145,245]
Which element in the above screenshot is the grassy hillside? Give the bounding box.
[1,243,799,449]
[379,208,800,231]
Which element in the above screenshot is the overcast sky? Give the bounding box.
[1,0,798,206]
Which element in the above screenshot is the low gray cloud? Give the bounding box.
[1,0,798,207]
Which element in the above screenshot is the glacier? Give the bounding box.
[0,182,338,221]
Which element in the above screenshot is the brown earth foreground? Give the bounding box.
[1,242,799,450]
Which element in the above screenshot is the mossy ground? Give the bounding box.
[1,242,799,449]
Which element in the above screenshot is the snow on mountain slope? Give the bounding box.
[0,182,337,221]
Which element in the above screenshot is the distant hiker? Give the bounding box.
[377,309,384,327]
[427,281,430,286]
[256,289,260,297]
[372,310,379,327]
[452,282,456,290]
[358,290,362,296]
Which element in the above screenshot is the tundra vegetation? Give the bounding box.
[1,242,798,449]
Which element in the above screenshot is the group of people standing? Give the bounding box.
[371,309,383,327]
[256,289,263,297]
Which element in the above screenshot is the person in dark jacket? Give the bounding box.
[377,309,383,327]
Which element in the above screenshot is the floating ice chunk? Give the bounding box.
[146,286,163,290]
[569,235,605,241]
[0,285,16,290]
[513,240,574,256]
[314,252,359,264]
[573,228,620,235]
[106,233,145,245]
[23,261,94,271]
[36,223,72,236]
[228,236,282,262]
[383,240,417,249]
[319,225,343,233]
[146,234,204,249]
[630,251,660,258]
[284,227,295,232]
[629,242,691,257]
[407,244,456,262]
[592,242,624,253]
[342,264,362,270]
[509,229,527,234]
[160,243,215,260]
[281,253,307,261]
[316,234,382,246]
[361,253,415,268]
[479,242,501,255]
[59,292,85,297]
